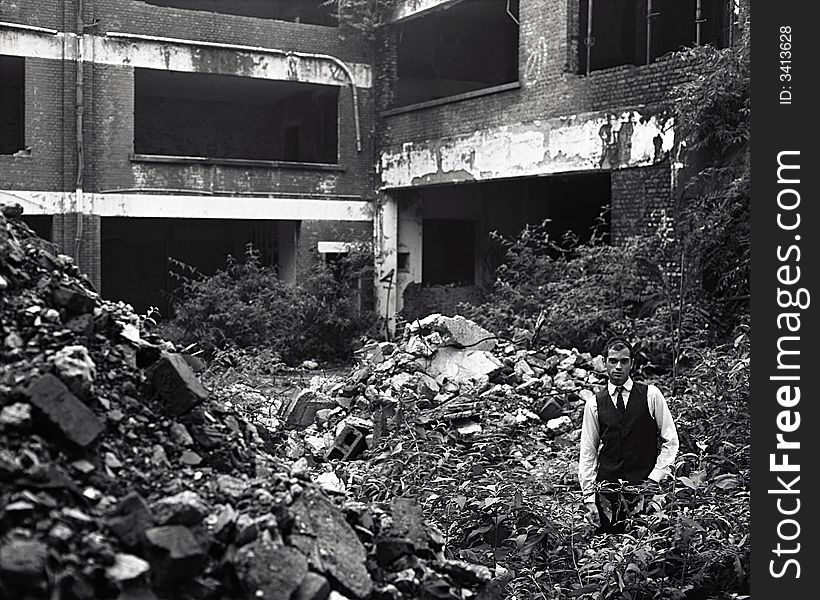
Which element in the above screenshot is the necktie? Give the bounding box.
[615,386,625,415]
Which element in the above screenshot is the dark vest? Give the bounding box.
[595,382,658,483]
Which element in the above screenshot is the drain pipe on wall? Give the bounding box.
[106,32,364,152]
[73,0,85,265]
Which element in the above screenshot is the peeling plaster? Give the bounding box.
[387,0,461,23]
[0,29,372,88]
[379,110,675,189]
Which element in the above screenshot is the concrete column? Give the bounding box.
[277,220,298,284]
[397,197,423,313]
[375,193,399,338]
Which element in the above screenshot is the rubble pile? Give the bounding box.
[0,204,501,600]
[277,313,612,578]
[281,313,608,471]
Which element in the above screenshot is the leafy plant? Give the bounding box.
[159,243,376,364]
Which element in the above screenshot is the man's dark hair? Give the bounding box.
[604,337,633,360]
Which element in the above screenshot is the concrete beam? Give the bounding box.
[0,28,372,88]
[379,109,674,189]
[1,190,373,221]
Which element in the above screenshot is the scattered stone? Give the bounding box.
[106,553,151,583]
[152,491,210,526]
[0,540,48,591]
[0,402,32,428]
[292,571,331,600]
[215,474,246,500]
[440,560,492,585]
[106,492,156,548]
[169,423,194,446]
[179,450,202,466]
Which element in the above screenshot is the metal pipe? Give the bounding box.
[696,0,703,46]
[506,0,520,25]
[106,31,363,152]
[74,0,85,265]
[646,0,654,65]
[586,0,593,75]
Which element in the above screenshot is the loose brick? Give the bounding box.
[23,374,105,448]
[147,352,209,417]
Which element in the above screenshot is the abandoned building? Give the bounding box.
[1,0,744,333]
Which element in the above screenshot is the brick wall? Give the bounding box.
[0,0,64,30]
[51,212,101,290]
[400,283,485,322]
[610,161,674,243]
[0,57,73,191]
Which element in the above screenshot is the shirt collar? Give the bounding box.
[608,378,634,395]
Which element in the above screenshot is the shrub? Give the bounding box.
[459,217,720,372]
[159,244,376,364]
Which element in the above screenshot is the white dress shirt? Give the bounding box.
[578,378,679,503]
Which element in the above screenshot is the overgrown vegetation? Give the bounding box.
[159,244,376,365]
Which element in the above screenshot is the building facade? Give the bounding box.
[1,0,744,332]
[373,0,742,329]
[1,0,374,313]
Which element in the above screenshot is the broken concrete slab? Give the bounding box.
[284,390,337,430]
[288,489,373,599]
[23,373,105,448]
[423,314,497,351]
[146,352,209,417]
[235,538,308,600]
[417,347,503,386]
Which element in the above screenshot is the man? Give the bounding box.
[578,337,679,533]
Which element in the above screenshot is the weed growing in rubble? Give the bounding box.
[160,243,376,364]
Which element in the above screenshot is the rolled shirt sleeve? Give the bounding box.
[646,384,679,483]
[578,396,600,503]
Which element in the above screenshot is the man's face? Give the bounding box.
[606,347,631,386]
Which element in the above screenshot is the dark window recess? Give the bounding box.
[140,0,337,26]
[393,0,519,107]
[423,220,475,285]
[134,69,339,163]
[579,0,730,74]
[397,252,410,271]
[0,55,25,155]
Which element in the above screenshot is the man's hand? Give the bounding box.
[583,501,600,527]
